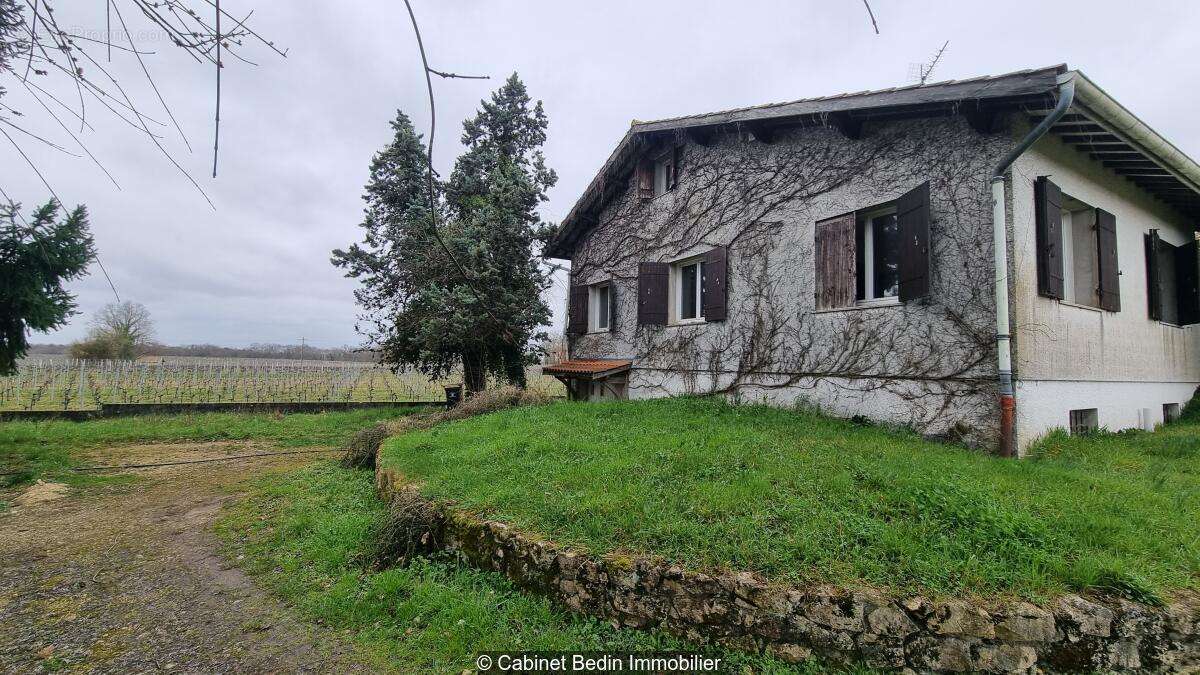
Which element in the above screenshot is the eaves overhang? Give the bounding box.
[545,65,1200,261]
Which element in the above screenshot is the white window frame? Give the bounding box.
[588,282,611,333]
[856,205,901,307]
[669,255,706,325]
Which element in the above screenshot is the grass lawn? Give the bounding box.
[381,397,1200,603]
[0,407,423,488]
[215,462,816,673]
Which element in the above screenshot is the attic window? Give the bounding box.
[637,148,679,200]
[653,153,673,196]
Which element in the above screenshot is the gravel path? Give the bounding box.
[0,443,376,674]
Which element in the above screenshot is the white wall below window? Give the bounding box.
[1015,379,1196,453]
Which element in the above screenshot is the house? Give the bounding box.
[543,65,1200,454]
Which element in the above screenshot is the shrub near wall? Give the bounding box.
[374,472,1200,673]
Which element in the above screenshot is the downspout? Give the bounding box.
[989,73,1075,457]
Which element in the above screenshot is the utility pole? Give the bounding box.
[299,337,307,363]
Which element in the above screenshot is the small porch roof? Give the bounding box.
[542,359,632,381]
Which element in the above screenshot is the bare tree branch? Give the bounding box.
[861,0,880,34]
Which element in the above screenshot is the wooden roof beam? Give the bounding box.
[827,113,864,140]
[745,122,776,144]
[684,127,716,147]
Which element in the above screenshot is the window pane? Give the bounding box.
[699,261,707,318]
[681,264,698,319]
[872,214,900,299]
[1160,242,1179,324]
[597,285,610,329]
[654,160,669,196]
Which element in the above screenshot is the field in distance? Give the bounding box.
[1,356,564,411]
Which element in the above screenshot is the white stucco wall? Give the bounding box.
[1008,133,1200,450]
[1016,380,1194,441]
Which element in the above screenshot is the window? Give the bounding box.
[1158,240,1180,324]
[855,207,901,302]
[1060,195,1101,308]
[814,182,929,311]
[589,283,611,332]
[1034,177,1121,311]
[636,148,678,200]
[671,258,706,323]
[653,153,673,197]
[1068,408,1099,436]
[1145,229,1200,325]
[1164,403,1181,423]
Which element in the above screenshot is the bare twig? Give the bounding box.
[2,0,284,201]
[400,0,507,335]
[212,0,220,177]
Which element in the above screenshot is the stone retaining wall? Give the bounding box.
[376,468,1200,672]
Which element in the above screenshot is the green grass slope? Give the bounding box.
[216,463,813,673]
[381,397,1200,602]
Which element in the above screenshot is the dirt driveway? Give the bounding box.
[0,442,375,674]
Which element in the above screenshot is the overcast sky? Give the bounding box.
[6,1,1199,349]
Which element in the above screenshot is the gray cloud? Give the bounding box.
[6,0,1198,348]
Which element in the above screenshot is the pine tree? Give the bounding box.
[1,200,96,374]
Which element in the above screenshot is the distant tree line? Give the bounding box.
[26,341,377,363]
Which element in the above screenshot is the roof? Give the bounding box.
[542,359,632,380]
[546,64,1200,260]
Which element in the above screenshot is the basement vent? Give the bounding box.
[1068,408,1099,436]
[1164,403,1182,423]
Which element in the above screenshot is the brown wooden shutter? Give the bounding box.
[636,160,654,200]
[567,285,588,335]
[637,262,669,325]
[1145,230,1163,321]
[1095,208,1121,312]
[897,181,931,302]
[670,146,682,190]
[1034,176,1065,299]
[608,283,618,333]
[702,246,728,321]
[815,214,856,310]
[1177,236,1200,326]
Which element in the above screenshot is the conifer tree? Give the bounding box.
[1,201,96,374]
[334,74,556,393]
